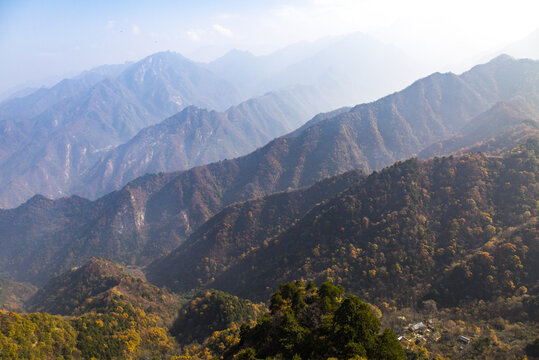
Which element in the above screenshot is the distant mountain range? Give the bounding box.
[0,55,538,287]
[0,64,129,164]
[0,33,426,208]
[75,85,348,199]
[0,52,242,208]
[207,32,423,105]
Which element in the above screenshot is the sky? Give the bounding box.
[1,0,538,95]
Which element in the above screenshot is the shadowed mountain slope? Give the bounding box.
[0,279,37,312]
[146,169,364,292]
[207,139,539,304]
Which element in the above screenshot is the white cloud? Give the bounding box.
[132,25,141,35]
[187,30,200,42]
[212,24,233,38]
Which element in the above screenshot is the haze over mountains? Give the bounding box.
[77,85,347,199]
[0,52,242,207]
[1,31,536,209]
[0,33,425,208]
[0,55,538,288]
[207,32,421,104]
[502,28,539,62]
[419,95,539,158]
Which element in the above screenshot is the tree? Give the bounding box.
[225,281,406,360]
[331,295,380,359]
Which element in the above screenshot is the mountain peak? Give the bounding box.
[208,48,256,68]
[489,53,515,63]
[223,48,255,58]
[25,257,172,316]
[119,51,193,76]
[134,51,192,67]
[21,194,53,208]
[79,257,123,276]
[160,105,209,127]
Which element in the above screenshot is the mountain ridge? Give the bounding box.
[0,51,242,208]
[203,139,539,304]
[1,55,538,288]
[74,84,347,199]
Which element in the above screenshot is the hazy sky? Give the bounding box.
[1,0,538,94]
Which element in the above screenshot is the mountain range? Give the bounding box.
[0,51,538,359]
[0,52,242,208]
[0,33,426,209]
[146,169,364,292]
[75,84,347,199]
[143,136,538,304]
[0,55,538,288]
[207,32,423,105]
[197,139,539,303]
[2,139,537,359]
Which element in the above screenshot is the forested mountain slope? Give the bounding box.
[26,258,179,319]
[206,139,539,306]
[146,169,364,292]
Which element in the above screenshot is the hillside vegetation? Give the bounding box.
[27,258,180,323]
[0,279,36,312]
[201,138,539,306]
[1,258,184,359]
[147,169,364,292]
[171,289,265,346]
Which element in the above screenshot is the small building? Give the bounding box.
[458,336,470,344]
[397,336,409,342]
[410,322,426,332]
